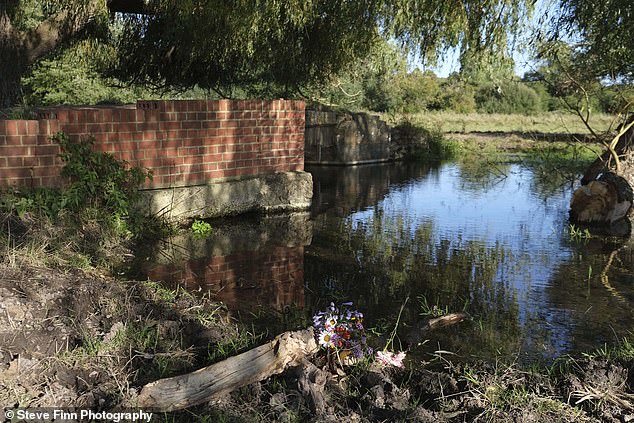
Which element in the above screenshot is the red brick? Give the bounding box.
[0,145,31,156]
[7,157,23,167]
[31,166,60,177]
[40,176,64,187]
[160,121,181,131]
[142,131,159,142]
[159,148,180,158]
[25,121,39,135]
[33,144,59,156]
[37,156,57,167]
[2,167,32,178]
[99,109,114,122]
[85,122,113,133]
[203,153,223,163]
[40,119,60,136]
[181,121,202,130]
[4,121,19,136]
[215,100,231,111]
[137,121,159,131]
[178,146,203,157]
[165,130,188,140]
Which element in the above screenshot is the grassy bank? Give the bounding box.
[385,111,617,135]
[2,128,633,421]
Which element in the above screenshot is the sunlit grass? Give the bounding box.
[384,111,618,134]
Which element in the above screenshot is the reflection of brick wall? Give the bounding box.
[146,246,304,310]
[0,100,305,189]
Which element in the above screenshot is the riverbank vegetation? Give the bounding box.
[2,1,634,421]
[2,133,632,421]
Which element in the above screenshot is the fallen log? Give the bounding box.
[133,328,319,412]
[295,358,329,415]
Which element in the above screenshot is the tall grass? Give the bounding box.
[383,111,618,134]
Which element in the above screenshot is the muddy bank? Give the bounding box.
[1,265,633,422]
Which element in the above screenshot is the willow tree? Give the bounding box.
[0,0,148,108]
[556,0,634,81]
[1,0,532,107]
[565,0,634,185]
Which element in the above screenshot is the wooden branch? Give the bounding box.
[608,119,634,175]
[405,312,468,347]
[295,359,329,415]
[133,328,319,412]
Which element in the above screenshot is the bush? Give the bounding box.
[55,132,151,217]
[392,120,456,161]
[437,79,477,113]
[2,132,154,234]
[475,82,543,114]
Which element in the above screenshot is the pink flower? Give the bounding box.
[375,350,406,368]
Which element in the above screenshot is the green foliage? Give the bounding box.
[434,76,477,113]
[190,219,212,239]
[557,0,634,80]
[22,45,142,106]
[418,295,450,318]
[391,70,442,113]
[566,224,592,241]
[1,132,154,242]
[392,120,457,161]
[206,327,264,364]
[525,41,631,117]
[55,132,150,218]
[475,81,543,114]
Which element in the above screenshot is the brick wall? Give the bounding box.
[0,99,305,189]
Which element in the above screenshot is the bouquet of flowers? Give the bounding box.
[312,302,372,365]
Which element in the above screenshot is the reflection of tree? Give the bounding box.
[306,209,525,360]
[544,238,634,355]
[454,160,511,193]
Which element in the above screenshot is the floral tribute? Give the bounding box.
[375,350,406,368]
[312,302,372,365]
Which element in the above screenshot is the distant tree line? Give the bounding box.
[3,0,632,118]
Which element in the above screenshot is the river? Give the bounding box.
[137,159,634,364]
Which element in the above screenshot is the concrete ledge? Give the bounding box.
[138,171,313,222]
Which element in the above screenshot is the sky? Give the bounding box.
[419,0,556,78]
[421,47,537,78]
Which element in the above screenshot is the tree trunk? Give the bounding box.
[0,2,108,108]
[132,328,319,412]
[571,118,634,233]
[0,9,25,108]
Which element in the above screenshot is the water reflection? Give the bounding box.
[136,214,311,313]
[306,161,634,364]
[138,160,634,364]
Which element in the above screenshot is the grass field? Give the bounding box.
[383,111,619,134]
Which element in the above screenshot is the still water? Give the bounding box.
[139,160,634,364]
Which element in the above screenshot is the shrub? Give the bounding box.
[2,132,154,235]
[392,120,456,161]
[55,132,151,217]
[437,79,477,113]
[475,82,543,114]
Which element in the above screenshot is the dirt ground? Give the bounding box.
[1,265,633,422]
